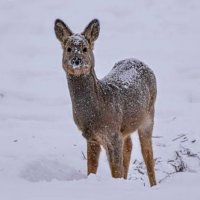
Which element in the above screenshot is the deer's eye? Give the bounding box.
[83,47,87,53]
[67,47,72,52]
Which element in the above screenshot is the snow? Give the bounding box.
[103,58,154,89]
[104,59,138,88]
[69,34,86,46]
[0,0,200,199]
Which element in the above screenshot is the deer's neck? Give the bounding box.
[67,71,102,124]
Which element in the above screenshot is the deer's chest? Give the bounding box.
[73,100,121,139]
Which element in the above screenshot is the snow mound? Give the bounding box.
[20,158,86,182]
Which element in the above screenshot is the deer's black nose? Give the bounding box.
[71,58,82,66]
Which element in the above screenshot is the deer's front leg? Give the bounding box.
[106,133,124,178]
[87,140,101,175]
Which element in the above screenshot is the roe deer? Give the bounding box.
[54,19,157,186]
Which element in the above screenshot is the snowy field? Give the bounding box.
[0,0,200,199]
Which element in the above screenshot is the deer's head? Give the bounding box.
[54,19,100,76]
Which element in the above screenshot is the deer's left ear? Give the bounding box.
[54,19,73,43]
[82,19,100,45]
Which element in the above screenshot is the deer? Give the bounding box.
[54,19,157,187]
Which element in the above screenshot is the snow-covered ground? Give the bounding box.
[0,0,200,199]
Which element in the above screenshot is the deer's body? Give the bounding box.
[55,19,157,186]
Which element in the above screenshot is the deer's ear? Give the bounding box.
[54,19,73,43]
[82,19,100,45]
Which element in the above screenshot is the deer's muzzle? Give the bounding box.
[71,57,82,68]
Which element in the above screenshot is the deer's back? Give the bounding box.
[101,58,157,135]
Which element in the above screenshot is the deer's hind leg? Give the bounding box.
[87,140,101,175]
[123,136,132,179]
[138,109,156,186]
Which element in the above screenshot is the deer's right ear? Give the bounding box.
[54,19,72,43]
[82,19,100,45]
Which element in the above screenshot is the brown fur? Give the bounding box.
[54,19,157,186]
